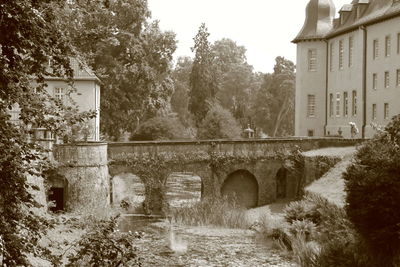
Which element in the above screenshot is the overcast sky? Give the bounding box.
[147,0,350,73]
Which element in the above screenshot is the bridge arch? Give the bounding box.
[221,169,258,208]
[109,166,147,213]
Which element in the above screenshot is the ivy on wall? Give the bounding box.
[109,146,306,214]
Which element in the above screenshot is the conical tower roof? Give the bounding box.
[293,0,336,43]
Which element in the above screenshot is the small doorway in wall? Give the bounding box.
[276,168,287,199]
[307,129,314,137]
[49,187,64,212]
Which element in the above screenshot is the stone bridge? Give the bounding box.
[53,138,360,215]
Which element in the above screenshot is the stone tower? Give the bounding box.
[293,0,336,137]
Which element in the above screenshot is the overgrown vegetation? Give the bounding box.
[66,217,142,267]
[197,102,242,139]
[343,114,400,266]
[260,194,373,267]
[130,115,188,141]
[170,197,250,229]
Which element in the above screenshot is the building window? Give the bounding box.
[343,91,348,117]
[385,35,391,57]
[54,88,65,101]
[397,33,400,54]
[373,73,378,90]
[373,39,379,59]
[307,94,316,117]
[336,93,341,117]
[372,104,377,120]
[329,93,334,117]
[339,40,344,70]
[385,71,390,88]
[307,129,314,137]
[349,36,353,67]
[397,69,400,87]
[329,43,334,71]
[384,103,389,119]
[308,49,317,71]
[352,90,357,116]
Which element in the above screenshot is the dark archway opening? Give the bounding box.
[49,187,64,212]
[276,168,288,199]
[221,170,259,208]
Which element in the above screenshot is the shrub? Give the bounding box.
[197,103,242,139]
[344,115,400,264]
[289,220,317,241]
[130,116,187,141]
[170,197,249,229]
[66,217,142,266]
[283,199,321,225]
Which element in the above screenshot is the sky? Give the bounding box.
[147,0,350,73]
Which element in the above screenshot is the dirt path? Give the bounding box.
[136,222,297,267]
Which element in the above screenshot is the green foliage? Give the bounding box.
[250,57,295,136]
[273,194,375,267]
[344,114,400,264]
[171,57,193,127]
[130,116,188,141]
[212,38,254,124]
[170,197,250,229]
[66,218,142,266]
[283,200,321,225]
[57,0,177,140]
[189,23,219,124]
[197,102,242,139]
[0,1,95,265]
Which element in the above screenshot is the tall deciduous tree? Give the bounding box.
[212,38,253,125]
[57,0,177,140]
[251,57,295,137]
[189,23,218,125]
[0,0,93,265]
[171,56,193,126]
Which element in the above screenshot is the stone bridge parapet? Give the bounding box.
[53,138,362,214]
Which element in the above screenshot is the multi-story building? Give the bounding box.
[10,60,101,141]
[294,0,400,138]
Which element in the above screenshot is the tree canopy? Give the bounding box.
[189,23,219,125]
[0,0,94,264]
[57,0,177,140]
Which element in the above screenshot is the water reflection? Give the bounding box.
[165,173,201,208]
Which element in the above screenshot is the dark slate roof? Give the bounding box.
[327,0,400,38]
[293,0,400,42]
[293,0,336,43]
[45,58,100,82]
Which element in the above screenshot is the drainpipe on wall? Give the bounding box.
[361,25,367,139]
[324,40,329,136]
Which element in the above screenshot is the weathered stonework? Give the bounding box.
[54,142,109,213]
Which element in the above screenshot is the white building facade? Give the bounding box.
[294,0,400,138]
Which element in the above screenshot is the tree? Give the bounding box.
[212,39,254,125]
[56,0,177,140]
[130,116,187,141]
[344,115,400,266]
[197,102,242,139]
[171,57,193,126]
[250,57,295,137]
[189,23,219,125]
[0,0,93,265]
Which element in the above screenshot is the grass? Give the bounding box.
[305,154,355,207]
[169,197,251,229]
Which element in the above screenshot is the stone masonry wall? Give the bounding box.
[54,143,109,213]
